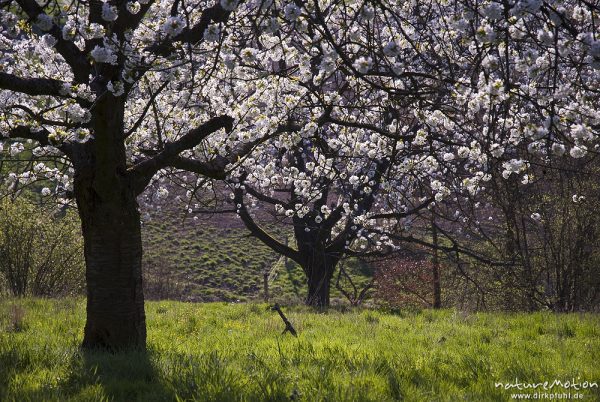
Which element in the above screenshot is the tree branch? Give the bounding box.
[168,155,230,179]
[244,184,289,207]
[165,120,297,183]
[15,0,90,83]
[368,197,434,220]
[234,186,302,263]
[382,230,512,267]
[8,104,75,127]
[326,159,391,250]
[0,72,67,97]
[7,125,50,144]
[147,0,235,56]
[5,125,71,155]
[124,80,169,138]
[129,115,233,193]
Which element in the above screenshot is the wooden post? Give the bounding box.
[271,303,297,337]
[431,215,442,309]
[263,271,269,302]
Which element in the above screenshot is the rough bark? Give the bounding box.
[77,183,146,350]
[304,256,338,308]
[74,96,146,350]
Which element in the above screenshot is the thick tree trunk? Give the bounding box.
[305,258,337,308]
[74,96,146,350]
[76,181,146,350]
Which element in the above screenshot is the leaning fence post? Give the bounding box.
[271,303,297,337]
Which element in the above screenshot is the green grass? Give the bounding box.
[269,258,374,303]
[1,299,599,401]
[142,211,288,301]
[142,211,373,303]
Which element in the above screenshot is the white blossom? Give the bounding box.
[90,46,118,65]
[107,81,125,97]
[569,145,587,158]
[62,20,77,41]
[483,3,503,20]
[457,146,470,158]
[102,2,119,22]
[353,57,373,74]
[204,24,220,42]
[157,187,169,199]
[126,1,141,14]
[41,34,57,47]
[284,4,301,21]
[360,5,375,20]
[241,47,258,63]
[82,23,105,39]
[35,14,53,31]
[220,0,239,11]
[551,143,566,156]
[442,152,455,161]
[383,41,400,57]
[161,16,185,37]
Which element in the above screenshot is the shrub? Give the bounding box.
[0,198,84,297]
[373,255,437,309]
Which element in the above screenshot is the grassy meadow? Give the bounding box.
[141,210,373,303]
[0,298,599,401]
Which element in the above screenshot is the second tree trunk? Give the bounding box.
[305,259,336,307]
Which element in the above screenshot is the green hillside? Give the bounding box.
[141,210,374,304]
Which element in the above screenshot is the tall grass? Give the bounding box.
[0,299,598,401]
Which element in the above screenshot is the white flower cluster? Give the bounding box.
[161,16,185,37]
[502,159,527,179]
[353,57,372,74]
[220,0,239,11]
[102,2,119,22]
[283,4,301,21]
[204,24,220,42]
[35,14,53,31]
[2,0,600,261]
[91,45,118,65]
[82,23,105,40]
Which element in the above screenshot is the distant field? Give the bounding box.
[141,210,373,303]
[1,299,598,401]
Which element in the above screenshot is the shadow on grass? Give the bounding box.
[282,260,304,298]
[0,346,21,400]
[62,347,175,402]
[0,344,174,401]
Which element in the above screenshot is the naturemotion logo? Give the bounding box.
[495,379,598,392]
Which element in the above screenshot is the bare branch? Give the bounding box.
[369,197,434,220]
[169,155,230,179]
[234,186,302,263]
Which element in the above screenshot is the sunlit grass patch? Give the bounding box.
[0,298,598,401]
